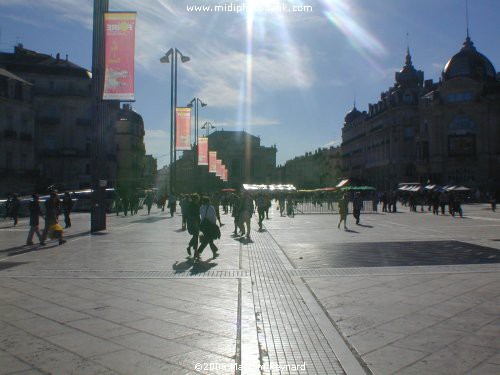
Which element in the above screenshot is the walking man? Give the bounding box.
[62,192,73,228]
[353,192,363,225]
[26,194,45,246]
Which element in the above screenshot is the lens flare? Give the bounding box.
[320,0,387,72]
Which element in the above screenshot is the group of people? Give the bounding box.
[26,191,72,246]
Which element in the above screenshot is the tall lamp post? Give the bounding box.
[201,121,216,137]
[160,48,190,194]
[187,98,206,191]
[90,0,109,232]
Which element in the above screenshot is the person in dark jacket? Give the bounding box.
[26,194,45,246]
[196,196,220,259]
[186,194,201,256]
[10,193,20,225]
[62,192,74,228]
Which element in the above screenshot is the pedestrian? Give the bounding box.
[26,194,45,246]
[490,193,496,212]
[196,196,220,259]
[353,192,363,224]
[286,194,295,217]
[231,193,244,235]
[42,191,66,245]
[186,194,200,256]
[3,194,12,220]
[338,194,348,230]
[211,193,224,227]
[239,191,254,239]
[145,193,153,215]
[114,194,122,216]
[256,193,266,230]
[264,193,271,219]
[178,194,188,230]
[168,193,176,217]
[62,192,73,228]
[10,193,20,225]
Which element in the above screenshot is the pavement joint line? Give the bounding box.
[247,223,348,374]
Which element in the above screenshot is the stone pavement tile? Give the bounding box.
[374,313,445,335]
[33,305,90,323]
[109,332,197,359]
[167,349,236,375]
[44,331,123,358]
[0,329,61,355]
[0,305,38,322]
[18,346,118,375]
[391,326,464,353]
[91,349,187,375]
[396,342,497,375]
[174,332,237,357]
[0,349,32,374]
[81,305,149,324]
[429,310,497,334]
[473,300,500,315]
[161,314,237,339]
[131,306,180,321]
[363,344,428,375]
[67,317,137,338]
[347,329,406,355]
[488,353,500,364]
[123,318,198,339]
[8,316,75,338]
[467,363,500,375]
[417,300,476,318]
[403,291,454,307]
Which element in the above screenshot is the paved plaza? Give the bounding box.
[0,203,499,374]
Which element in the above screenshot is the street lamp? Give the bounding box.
[201,121,216,137]
[187,98,207,144]
[160,48,190,194]
[187,98,207,191]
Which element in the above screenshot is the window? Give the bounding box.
[20,154,27,170]
[6,152,13,169]
[447,91,473,103]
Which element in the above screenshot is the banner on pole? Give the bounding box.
[103,12,136,101]
[175,107,191,150]
[222,167,227,182]
[198,137,208,165]
[208,151,217,173]
[216,160,223,177]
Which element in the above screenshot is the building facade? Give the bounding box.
[0,67,36,195]
[277,146,342,189]
[341,36,499,191]
[0,44,120,192]
[115,104,147,198]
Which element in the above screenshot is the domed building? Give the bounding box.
[416,35,500,191]
[341,33,500,192]
[341,47,426,190]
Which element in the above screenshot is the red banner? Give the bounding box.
[175,107,191,150]
[103,12,136,101]
[198,137,208,165]
[216,160,223,177]
[208,151,217,173]
[222,167,227,182]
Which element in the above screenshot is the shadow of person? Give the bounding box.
[172,259,194,273]
[357,223,373,228]
[191,260,217,275]
[238,237,254,244]
[344,228,359,233]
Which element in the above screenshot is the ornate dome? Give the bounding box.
[443,37,496,82]
[344,106,362,123]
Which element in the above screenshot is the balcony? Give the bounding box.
[3,129,17,139]
[19,132,33,141]
[76,118,91,126]
[36,116,60,126]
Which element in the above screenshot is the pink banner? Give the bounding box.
[198,137,208,165]
[175,107,191,150]
[222,167,227,182]
[103,12,136,101]
[208,151,217,173]
[216,160,223,177]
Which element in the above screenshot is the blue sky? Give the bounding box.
[0,0,498,166]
